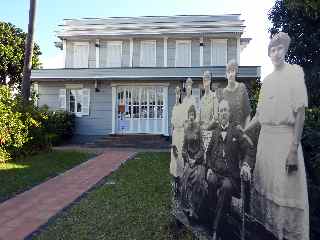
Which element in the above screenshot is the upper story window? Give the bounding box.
[100,41,122,67]
[211,39,227,66]
[175,40,191,67]
[73,42,89,68]
[140,40,156,67]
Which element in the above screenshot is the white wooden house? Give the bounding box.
[31,15,260,136]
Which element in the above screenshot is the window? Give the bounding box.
[100,41,122,67]
[59,87,90,117]
[73,42,89,68]
[175,40,191,67]
[140,40,156,67]
[211,39,227,66]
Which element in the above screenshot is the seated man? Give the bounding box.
[206,100,254,240]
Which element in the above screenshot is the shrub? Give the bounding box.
[0,86,75,162]
[41,107,75,146]
[0,85,46,162]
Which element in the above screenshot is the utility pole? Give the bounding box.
[21,0,37,104]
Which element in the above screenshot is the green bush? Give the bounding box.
[305,107,320,129]
[0,86,75,162]
[0,85,47,162]
[40,107,75,146]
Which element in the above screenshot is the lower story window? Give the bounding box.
[59,87,90,117]
[69,89,82,114]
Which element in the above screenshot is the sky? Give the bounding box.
[0,0,276,79]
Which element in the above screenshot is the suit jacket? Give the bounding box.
[205,123,255,185]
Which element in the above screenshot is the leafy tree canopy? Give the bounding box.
[268,0,320,107]
[0,21,41,88]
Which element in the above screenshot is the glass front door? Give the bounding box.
[116,86,166,134]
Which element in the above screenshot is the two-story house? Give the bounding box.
[31,15,260,136]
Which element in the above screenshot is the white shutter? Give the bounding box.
[58,89,67,110]
[106,41,122,67]
[73,42,89,68]
[140,40,156,67]
[175,40,191,67]
[211,39,227,66]
[33,83,39,107]
[81,88,90,116]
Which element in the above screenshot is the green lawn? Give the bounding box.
[32,152,193,240]
[0,150,95,202]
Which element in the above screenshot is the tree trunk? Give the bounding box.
[21,0,37,104]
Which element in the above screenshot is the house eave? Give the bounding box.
[31,66,261,82]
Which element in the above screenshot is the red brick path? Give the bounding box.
[0,150,136,240]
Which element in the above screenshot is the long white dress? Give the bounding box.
[251,63,309,240]
[170,103,185,178]
[199,90,218,151]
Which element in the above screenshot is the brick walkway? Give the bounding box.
[0,150,136,240]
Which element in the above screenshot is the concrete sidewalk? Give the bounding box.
[0,150,136,240]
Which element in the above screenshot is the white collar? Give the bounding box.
[221,122,229,130]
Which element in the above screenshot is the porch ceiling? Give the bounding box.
[31,66,260,81]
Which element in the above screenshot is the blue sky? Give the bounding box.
[0,0,275,78]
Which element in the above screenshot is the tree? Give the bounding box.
[0,21,41,89]
[22,0,37,104]
[268,0,320,107]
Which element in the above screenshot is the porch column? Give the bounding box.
[95,39,100,68]
[200,37,204,66]
[163,86,169,136]
[129,38,133,67]
[164,37,168,67]
[111,85,116,134]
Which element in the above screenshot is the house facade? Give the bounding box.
[31,15,260,136]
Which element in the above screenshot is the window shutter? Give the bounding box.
[81,88,90,116]
[211,39,227,66]
[58,89,67,110]
[175,41,191,67]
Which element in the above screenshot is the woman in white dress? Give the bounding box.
[242,32,309,240]
[182,77,198,122]
[199,71,218,150]
[170,86,185,180]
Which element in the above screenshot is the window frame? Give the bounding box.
[72,42,89,68]
[210,39,227,66]
[140,40,157,67]
[105,41,123,68]
[175,40,192,67]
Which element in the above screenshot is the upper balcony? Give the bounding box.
[54,15,251,68]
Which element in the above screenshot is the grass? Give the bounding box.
[32,152,194,240]
[0,150,95,202]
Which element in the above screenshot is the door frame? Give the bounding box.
[111,82,169,136]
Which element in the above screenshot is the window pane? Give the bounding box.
[140,106,147,118]
[176,41,191,67]
[77,102,82,113]
[73,43,89,68]
[106,42,122,67]
[157,106,163,118]
[140,41,156,67]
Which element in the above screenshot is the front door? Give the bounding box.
[116,86,167,135]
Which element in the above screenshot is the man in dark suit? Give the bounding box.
[206,99,254,240]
